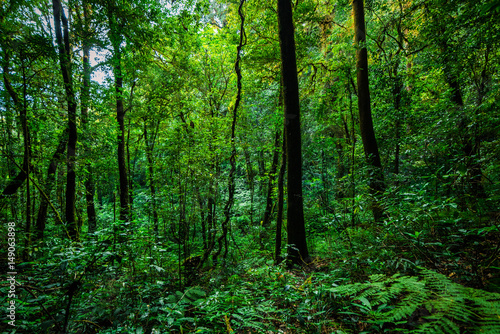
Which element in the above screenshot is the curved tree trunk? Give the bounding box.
[353,0,386,222]
[35,130,68,241]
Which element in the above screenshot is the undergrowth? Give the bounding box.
[329,267,500,333]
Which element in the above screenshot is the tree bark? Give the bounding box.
[107,5,130,223]
[277,0,310,265]
[53,0,78,239]
[81,8,98,234]
[353,0,386,222]
[35,130,68,241]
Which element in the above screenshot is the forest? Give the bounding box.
[1,0,500,333]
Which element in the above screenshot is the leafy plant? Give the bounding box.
[329,267,500,333]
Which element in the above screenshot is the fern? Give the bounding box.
[329,267,500,333]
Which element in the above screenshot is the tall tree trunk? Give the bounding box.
[107,7,130,224]
[53,0,78,239]
[277,0,310,265]
[353,0,386,222]
[81,14,97,234]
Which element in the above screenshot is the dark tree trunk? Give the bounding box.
[81,3,98,234]
[107,7,130,223]
[53,0,78,239]
[277,0,310,265]
[353,0,386,222]
[1,168,27,201]
[35,130,68,241]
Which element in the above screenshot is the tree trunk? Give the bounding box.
[53,0,78,239]
[81,5,98,234]
[35,130,68,241]
[353,0,386,222]
[107,6,130,224]
[277,0,310,265]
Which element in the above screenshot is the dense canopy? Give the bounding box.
[1,0,499,332]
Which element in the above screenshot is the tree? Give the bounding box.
[52,0,78,239]
[277,0,310,265]
[353,0,386,222]
[79,0,98,234]
[106,0,130,224]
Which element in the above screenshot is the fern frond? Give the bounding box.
[329,267,500,333]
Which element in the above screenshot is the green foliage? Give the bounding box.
[1,0,500,333]
[329,267,500,333]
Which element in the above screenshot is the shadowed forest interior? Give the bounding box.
[1,0,500,333]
